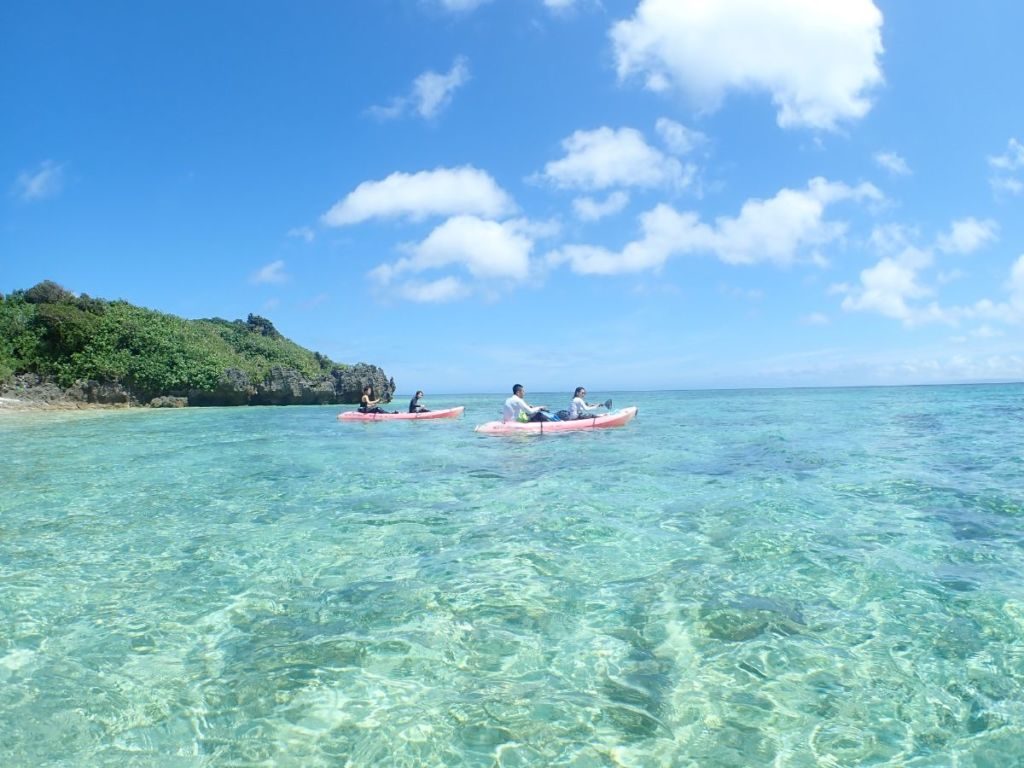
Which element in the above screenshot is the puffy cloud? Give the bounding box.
[372,216,541,291]
[550,205,712,274]
[988,138,1024,171]
[711,178,881,265]
[251,260,289,285]
[322,167,514,226]
[549,177,879,275]
[610,0,884,130]
[573,191,630,221]
[540,126,691,190]
[874,151,911,176]
[407,216,532,279]
[655,118,706,155]
[413,57,470,118]
[14,160,64,201]
[841,256,930,321]
[869,223,916,254]
[842,219,1023,325]
[935,217,998,255]
[369,57,470,120]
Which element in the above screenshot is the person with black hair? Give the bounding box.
[568,386,607,419]
[359,385,393,414]
[408,390,430,413]
[502,384,550,423]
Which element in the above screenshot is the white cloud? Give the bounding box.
[540,126,691,190]
[549,205,711,275]
[14,160,64,201]
[369,57,470,120]
[988,138,1024,196]
[573,191,630,221]
[841,228,1024,326]
[251,260,289,285]
[372,216,541,292]
[935,217,998,255]
[988,138,1024,171]
[366,98,405,120]
[413,57,470,118]
[841,255,931,322]
[655,118,706,155]
[321,166,515,226]
[869,223,916,254]
[544,0,576,8]
[874,151,911,176]
[508,216,562,240]
[396,276,470,303]
[549,177,879,275]
[610,0,884,130]
[287,226,315,243]
[712,178,881,265]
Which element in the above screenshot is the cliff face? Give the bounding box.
[3,365,396,408]
[187,363,395,407]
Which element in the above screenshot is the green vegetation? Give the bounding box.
[0,280,346,401]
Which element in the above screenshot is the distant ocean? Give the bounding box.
[2,385,1023,766]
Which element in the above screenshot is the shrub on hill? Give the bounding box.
[0,281,391,404]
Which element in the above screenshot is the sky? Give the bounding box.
[3,0,1023,394]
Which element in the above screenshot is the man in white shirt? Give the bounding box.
[502,384,549,422]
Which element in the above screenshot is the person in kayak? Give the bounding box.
[359,385,392,414]
[503,384,551,422]
[408,390,430,413]
[568,386,607,419]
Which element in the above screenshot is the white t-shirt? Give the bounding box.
[569,396,597,419]
[503,394,533,422]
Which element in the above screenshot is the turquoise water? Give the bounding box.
[2,385,1023,766]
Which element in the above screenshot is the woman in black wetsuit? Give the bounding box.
[408,390,430,413]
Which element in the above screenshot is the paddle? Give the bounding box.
[603,399,613,409]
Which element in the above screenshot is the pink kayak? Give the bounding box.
[338,406,465,422]
[474,406,637,435]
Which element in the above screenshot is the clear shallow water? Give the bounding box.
[2,385,1023,767]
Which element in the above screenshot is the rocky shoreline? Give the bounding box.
[0,363,396,411]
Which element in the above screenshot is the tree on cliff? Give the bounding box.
[0,280,395,405]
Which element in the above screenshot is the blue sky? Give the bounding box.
[3,0,1023,393]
